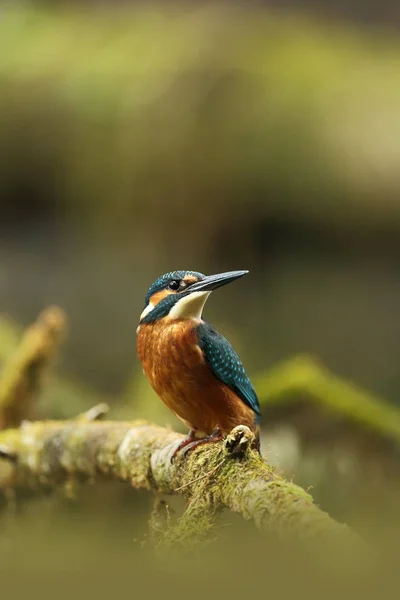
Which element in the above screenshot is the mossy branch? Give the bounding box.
[0,419,364,554]
[0,307,66,430]
[256,354,400,444]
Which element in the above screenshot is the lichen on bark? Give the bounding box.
[0,419,365,556]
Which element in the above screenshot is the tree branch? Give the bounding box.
[0,307,66,429]
[256,355,400,444]
[0,419,364,553]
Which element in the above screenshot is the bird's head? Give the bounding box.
[138,269,248,325]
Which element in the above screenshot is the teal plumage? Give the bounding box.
[136,269,261,458]
[196,321,260,422]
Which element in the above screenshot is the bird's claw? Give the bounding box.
[224,425,255,457]
[170,430,197,463]
[171,427,223,463]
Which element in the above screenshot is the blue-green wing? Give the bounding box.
[196,322,260,418]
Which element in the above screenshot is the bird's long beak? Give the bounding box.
[188,270,249,293]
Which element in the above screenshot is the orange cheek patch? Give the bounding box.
[149,277,201,308]
[150,289,172,306]
[183,276,199,286]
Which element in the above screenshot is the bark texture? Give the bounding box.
[0,419,363,553]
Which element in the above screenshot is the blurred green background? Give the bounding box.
[1,4,400,397]
[1,2,400,593]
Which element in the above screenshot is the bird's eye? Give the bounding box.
[168,280,181,291]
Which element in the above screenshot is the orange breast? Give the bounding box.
[136,319,256,436]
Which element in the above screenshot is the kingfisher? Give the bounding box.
[136,270,261,458]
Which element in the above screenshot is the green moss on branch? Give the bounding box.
[255,354,400,444]
[0,419,363,553]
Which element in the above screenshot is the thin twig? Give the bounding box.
[175,459,225,492]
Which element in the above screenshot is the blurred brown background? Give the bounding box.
[0,1,400,593]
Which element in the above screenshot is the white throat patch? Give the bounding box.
[139,302,155,322]
[169,291,211,320]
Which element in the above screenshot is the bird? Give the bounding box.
[136,270,261,458]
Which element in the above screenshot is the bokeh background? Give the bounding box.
[1,1,400,596]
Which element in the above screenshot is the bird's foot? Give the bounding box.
[224,425,255,457]
[173,427,223,461]
[171,429,197,463]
